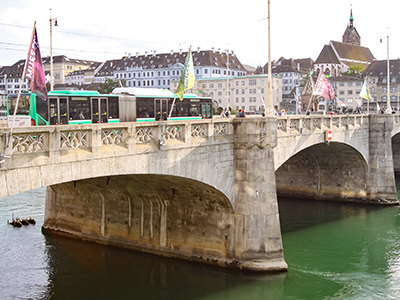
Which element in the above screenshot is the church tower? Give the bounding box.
[342,9,361,45]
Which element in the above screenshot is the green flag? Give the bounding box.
[360,79,373,102]
[176,48,195,100]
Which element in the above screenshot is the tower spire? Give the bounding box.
[350,6,354,29]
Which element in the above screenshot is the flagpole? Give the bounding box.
[168,96,177,119]
[306,72,317,113]
[6,21,37,155]
[169,46,194,119]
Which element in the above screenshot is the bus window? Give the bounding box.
[69,96,90,121]
[7,94,31,115]
[137,97,155,118]
[108,97,119,119]
[189,104,200,116]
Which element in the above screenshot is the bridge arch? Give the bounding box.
[391,132,400,173]
[276,142,369,202]
[44,174,236,264]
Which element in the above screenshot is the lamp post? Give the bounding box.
[49,8,58,91]
[225,49,231,113]
[266,0,274,116]
[385,34,392,114]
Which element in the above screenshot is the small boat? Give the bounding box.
[27,217,36,224]
[19,218,29,226]
[8,219,22,228]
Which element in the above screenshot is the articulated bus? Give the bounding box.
[112,87,213,122]
[7,88,213,126]
[7,90,119,126]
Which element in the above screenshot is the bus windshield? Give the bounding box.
[7,94,31,115]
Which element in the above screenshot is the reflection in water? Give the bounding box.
[43,232,287,300]
[1,188,400,299]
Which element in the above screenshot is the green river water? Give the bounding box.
[1,188,400,300]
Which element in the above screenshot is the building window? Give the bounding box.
[249,79,256,86]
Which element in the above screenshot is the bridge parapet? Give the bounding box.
[277,114,369,136]
[0,119,233,171]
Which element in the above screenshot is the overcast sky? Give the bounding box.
[0,0,398,68]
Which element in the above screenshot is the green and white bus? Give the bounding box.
[7,88,213,126]
[7,90,120,125]
[113,87,213,122]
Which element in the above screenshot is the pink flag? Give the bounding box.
[313,71,335,102]
[25,27,47,101]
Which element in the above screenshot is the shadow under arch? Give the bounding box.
[275,142,368,202]
[43,174,235,266]
[391,133,400,174]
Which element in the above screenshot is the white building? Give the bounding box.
[173,74,283,114]
[95,49,247,89]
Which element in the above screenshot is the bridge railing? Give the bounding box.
[276,114,369,135]
[0,120,233,169]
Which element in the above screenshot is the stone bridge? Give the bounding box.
[0,114,399,272]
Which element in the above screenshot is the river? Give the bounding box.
[1,188,400,300]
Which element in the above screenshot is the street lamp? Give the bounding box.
[49,8,58,91]
[225,48,233,114]
[266,0,274,116]
[385,33,392,114]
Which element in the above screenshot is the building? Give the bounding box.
[0,61,29,95]
[64,62,102,86]
[178,74,282,114]
[42,55,98,86]
[95,49,247,89]
[313,10,374,76]
[0,94,6,120]
[363,59,400,112]
[330,75,364,109]
[0,55,99,95]
[256,57,313,112]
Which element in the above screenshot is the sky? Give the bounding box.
[0,0,399,68]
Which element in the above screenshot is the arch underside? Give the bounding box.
[391,133,400,173]
[43,174,236,266]
[276,142,368,202]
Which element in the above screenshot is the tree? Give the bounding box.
[342,64,364,77]
[97,78,125,94]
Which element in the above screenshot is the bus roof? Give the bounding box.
[112,87,174,97]
[112,87,211,99]
[47,90,115,97]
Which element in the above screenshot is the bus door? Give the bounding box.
[49,97,68,125]
[91,98,108,123]
[155,98,168,120]
[201,103,212,119]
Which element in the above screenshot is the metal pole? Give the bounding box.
[266,0,274,116]
[6,21,37,155]
[386,34,392,113]
[226,50,230,113]
[49,9,57,91]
